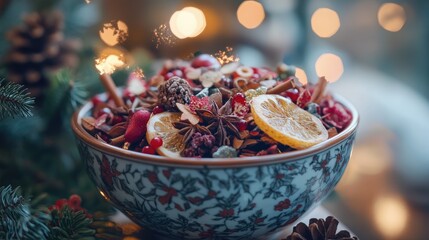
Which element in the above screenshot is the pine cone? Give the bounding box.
[4,10,80,97]
[157,77,192,110]
[284,216,358,240]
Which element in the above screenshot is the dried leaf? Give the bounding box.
[82,117,96,132]
[108,123,127,138]
[327,127,338,138]
[233,137,244,149]
[177,103,200,125]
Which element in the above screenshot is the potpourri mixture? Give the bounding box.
[82,54,352,158]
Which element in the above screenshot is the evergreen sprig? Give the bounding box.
[0,79,35,120]
[0,185,49,240]
[48,206,96,240]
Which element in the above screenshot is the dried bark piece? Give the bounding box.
[107,123,127,138]
[327,127,338,138]
[82,117,96,133]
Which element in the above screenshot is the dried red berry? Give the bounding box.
[91,96,103,107]
[191,54,221,69]
[285,88,299,103]
[142,145,156,154]
[172,69,184,78]
[232,93,246,106]
[164,72,175,80]
[297,89,311,108]
[236,119,248,131]
[152,105,165,115]
[68,194,82,209]
[150,137,163,149]
[124,110,151,143]
[55,199,68,209]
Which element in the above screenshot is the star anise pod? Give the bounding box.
[172,120,211,145]
[196,100,242,146]
[284,216,358,240]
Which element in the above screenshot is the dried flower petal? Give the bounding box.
[177,103,200,125]
[321,99,352,130]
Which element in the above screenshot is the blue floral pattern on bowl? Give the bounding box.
[76,131,355,239]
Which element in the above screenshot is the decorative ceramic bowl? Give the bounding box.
[71,94,358,239]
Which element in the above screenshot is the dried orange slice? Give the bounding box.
[250,94,328,149]
[146,112,185,158]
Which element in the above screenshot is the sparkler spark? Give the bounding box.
[213,47,240,65]
[153,24,178,49]
[95,54,126,75]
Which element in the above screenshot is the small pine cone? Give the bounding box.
[284,216,358,240]
[4,10,80,98]
[157,77,192,110]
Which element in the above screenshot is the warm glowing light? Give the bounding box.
[295,67,308,85]
[95,54,126,75]
[378,3,406,32]
[183,7,206,37]
[98,189,109,200]
[311,8,340,38]
[373,195,409,238]
[237,0,265,29]
[214,47,240,65]
[169,7,206,39]
[315,53,344,82]
[99,20,129,46]
[84,0,91,3]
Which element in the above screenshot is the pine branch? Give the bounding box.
[0,78,34,120]
[48,206,95,240]
[0,185,50,240]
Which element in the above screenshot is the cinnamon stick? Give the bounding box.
[267,79,293,94]
[100,73,125,107]
[310,76,328,104]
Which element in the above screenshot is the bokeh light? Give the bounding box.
[169,7,206,39]
[99,20,128,46]
[183,7,206,37]
[295,67,308,85]
[378,3,406,32]
[315,53,344,82]
[311,8,340,38]
[237,0,265,29]
[373,195,409,238]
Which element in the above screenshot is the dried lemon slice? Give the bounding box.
[250,94,328,149]
[146,112,185,158]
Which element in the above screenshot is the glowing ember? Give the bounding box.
[99,20,129,46]
[153,24,178,48]
[95,54,126,75]
[213,47,240,65]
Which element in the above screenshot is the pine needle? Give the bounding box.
[0,185,50,240]
[0,79,34,120]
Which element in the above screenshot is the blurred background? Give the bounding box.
[0,0,428,239]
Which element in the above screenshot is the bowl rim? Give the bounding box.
[71,93,359,167]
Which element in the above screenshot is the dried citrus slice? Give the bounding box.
[250,94,328,149]
[146,112,185,158]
